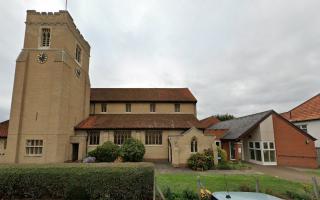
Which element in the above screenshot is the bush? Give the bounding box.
[285,190,312,200]
[0,163,154,200]
[88,141,120,162]
[163,187,179,200]
[187,152,214,171]
[216,162,232,170]
[182,188,198,200]
[121,138,146,162]
[217,147,227,164]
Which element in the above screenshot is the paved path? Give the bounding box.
[155,163,318,184]
[250,164,317,184]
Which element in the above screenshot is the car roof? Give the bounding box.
[212,192,282,200]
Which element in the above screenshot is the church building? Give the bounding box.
[0,10,317,168]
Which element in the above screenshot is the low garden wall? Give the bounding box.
[0,162,154,200]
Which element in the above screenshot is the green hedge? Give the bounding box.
[0,163,154,200]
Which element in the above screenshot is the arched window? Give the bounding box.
[191,137,198,153]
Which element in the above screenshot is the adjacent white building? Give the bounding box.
[282,94,320,147]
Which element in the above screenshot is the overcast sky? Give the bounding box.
[0,0,319,121]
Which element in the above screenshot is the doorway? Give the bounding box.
[168,139,172,163]
[72,143,79,161]
[229,142,236,160]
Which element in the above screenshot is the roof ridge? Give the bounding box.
[223,110,273,122]
[90,88,190,89]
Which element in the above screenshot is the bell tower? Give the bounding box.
[5,10,91,163]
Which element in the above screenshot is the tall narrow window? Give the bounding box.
[229,142,236,160]
[89,131,100,145]
[4,139,7,150]
[174,104,181,112]
[126,103,131,113]
[26,140,43,156]
[101,103,107,113]
[191,137,198,152]
[41,28,51,47]
[76,44,82,63]
[114,130,131,145]
[145,130,162,145]
[150,103,156,113]
[263,142,276,162]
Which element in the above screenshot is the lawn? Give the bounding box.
[303,169,320,177]
[156,173,314,199]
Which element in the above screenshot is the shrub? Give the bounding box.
[286,190,312,200]
[163,187,178,200]
[121,138,146,162]
[182,188,198,200]
[0,163,154,200]
[88,141,120,162]
[217,147,228,164]
[187,152,214,171]
[216,162,232,170]
[203,148,215,170]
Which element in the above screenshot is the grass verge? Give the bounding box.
[156,173,313,199]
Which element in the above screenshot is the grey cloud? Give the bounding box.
[0,0,319,121]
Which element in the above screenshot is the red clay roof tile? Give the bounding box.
[90,88,197,103]
[282,94,320,122]
[204,129,227,139]
[199,116,220,128]
[0,120,9,138]
[75,114,204,130]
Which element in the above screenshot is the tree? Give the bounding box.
[214,114,235,121]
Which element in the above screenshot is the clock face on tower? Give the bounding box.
[37,52,48,64]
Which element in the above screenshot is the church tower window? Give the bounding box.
[41,28,51,47]
[76,44,82,63]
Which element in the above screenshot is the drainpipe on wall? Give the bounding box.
[85,132,88,157]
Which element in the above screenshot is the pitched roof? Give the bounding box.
[204,129,227,139]
[199,116,220,128]
[75,114,204,130]
[209,110,273,140]
[90,88,197,103]
[0,120,9,138]
[281,93,320,122]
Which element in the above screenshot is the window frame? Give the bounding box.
[150,103,156,113]
[248,141,276,164]
[191,137,198,153]
[3,139,7,150]
[145,130,162,145]
[126,103,132,113]
[101,103,107,113]
[114,130,132,145]
[296,124,308,133]
[75,44,82,64]
[88,131,100,146]
[229,141,236,160]
[25,139,44,156]
[39,27,51,48]
[174,103,181,113]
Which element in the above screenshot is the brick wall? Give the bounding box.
[272,113,317,168]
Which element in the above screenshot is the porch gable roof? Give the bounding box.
[208,110,273,140]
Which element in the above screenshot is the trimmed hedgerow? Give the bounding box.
[0,163,154,200]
